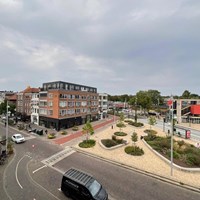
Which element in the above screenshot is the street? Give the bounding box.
[1,123,200,200]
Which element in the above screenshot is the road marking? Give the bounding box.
[42,147,75,166]
[16,155,28,189]
[33,165,47,174]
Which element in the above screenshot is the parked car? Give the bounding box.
[61,168,108,200]
[11,134,25,144]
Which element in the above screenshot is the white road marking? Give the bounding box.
[15,155,32,189]
[32,165,47,174]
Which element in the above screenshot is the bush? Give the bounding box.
[48,133,56,139]
[144,129,157,135]
[128,121,144,127]
[177,140,185,147]
[114,132,127,136]
[72,126,79,131]
[125,146,144,156]
[116,122,126,128]
[79,139,96,148]
[101,139,118,147]
[186,154,200,166]
[60,130,68,135]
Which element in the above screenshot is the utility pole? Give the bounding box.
[6,101,9,154]
[170,97,174,176]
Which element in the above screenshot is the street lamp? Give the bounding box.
[170,97,174,176]
[6,101,10,154]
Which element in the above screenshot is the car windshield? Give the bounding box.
[16,135,23,139]
[88,180,101,197]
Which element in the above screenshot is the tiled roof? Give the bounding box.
[21,86,40,93]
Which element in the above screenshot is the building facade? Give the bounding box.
[39,81,99,131]
[16,86,40,121]
[31,92,40,125]
[98,93,108,119]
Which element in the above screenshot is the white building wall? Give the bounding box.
[31,93,39,125]
[98,93,108,119]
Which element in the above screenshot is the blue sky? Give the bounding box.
[0,0,200,96]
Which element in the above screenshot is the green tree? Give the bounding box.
[132,132,138,145]
[181,90,191,99]
[82,121,94,141]
[148,116,156,130]
[136,91,152,111]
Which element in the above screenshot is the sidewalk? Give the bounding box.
[72,121,200,190]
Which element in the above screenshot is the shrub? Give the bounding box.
[79,139,96,148]
[186,154,200,166]
[101,139,118,147]
[144,129,157,135]
[125,146,144,156]
[112,135,117,141]
[48,133,56,139]
[60,130,68,135]
[177,140,185,147]
[128,121,144,127]
[114,132,127,136]
[72,126,79,131]
[116,122,126,128]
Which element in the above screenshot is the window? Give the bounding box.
[48,101,53,107]
[48,93,53,98]
[48,110,53,116]
[59,101,67,107]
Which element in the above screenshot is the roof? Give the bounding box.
[21,86,40,93]
[6,94,17,101]
[64,168,93,186]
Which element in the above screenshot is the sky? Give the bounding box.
[0,0,200,96]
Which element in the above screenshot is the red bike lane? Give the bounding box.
[53,118,114,145]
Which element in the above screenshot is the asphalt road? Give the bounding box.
[1,123,200,200]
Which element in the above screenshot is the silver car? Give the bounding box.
[11,134,25,144]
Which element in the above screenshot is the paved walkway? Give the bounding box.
[72,120,200,190]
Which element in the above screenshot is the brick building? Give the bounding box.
[16,86,40,121]
[39,81,99,131]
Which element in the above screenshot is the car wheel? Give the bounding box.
[64,190,70,197]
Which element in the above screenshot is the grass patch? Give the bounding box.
[79,139,96,148]
[114,132,127,136]
[125,146,144,156]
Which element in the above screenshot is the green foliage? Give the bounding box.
[145,134,200,167]
[114,132,127,136]
[79,139,96,148]
[72,126,79,131]
[144,129,157,135]
[148,116,156,129]
[82,121,94,141]
[48,133,56,139]
[125,146,144,156]
[101,137,124,148]
[60,130,68,135]
[128,121,144,127]
[116,122,126,128]
[132,132,138,144]
[136,91,152,110]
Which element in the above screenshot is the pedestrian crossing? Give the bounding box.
[41,147,75,166]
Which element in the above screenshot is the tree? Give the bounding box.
[181,90,191,99]
[136,91,152,111]
[118,113,125,133]
[132,132,138,146]
[82,121,94,141]
[148,116,156,130]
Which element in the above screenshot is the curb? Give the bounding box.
[72,147,200,194]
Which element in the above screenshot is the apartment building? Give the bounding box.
[39,81,99,131]
[16,86,40,121]
[175,99,200,124]
[98,93,108,119]
[31,92,40,125]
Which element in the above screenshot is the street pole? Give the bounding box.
[6,101,9,154]
[163,118,165,132]
[170,98,174,176]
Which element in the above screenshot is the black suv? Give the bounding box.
[61,168,108,200]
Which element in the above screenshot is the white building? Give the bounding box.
[31,92,40,125]
[98,93,108,119]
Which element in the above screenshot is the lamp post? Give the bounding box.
[6,101,10,154]
[170,97,174,176]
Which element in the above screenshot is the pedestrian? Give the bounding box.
[45,129,48,135]
[111,125,113,129]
